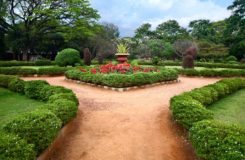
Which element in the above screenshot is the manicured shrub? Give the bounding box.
[83,48,91,66]
[0,132,36,160]
[170,96,213,129]
[40,100,78,125]
[48,93,79,105]
[24,80,49,99]
[8,78,25,94]
[35,60,52,66]
[152,57,160,65]
[190,120,245,160]
[55,48,81,67]
[39,85,72,101]
[2,110,62,154]
[0,67,37,75]
[226,56,238,62]
[0,61,35,67]
[0,74,17,88]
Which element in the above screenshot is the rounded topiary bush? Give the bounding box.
[24,80,49,99]
[40,99,78,125]
[48,93,79,105]
[8,78,25,94]
[0,132,36,160]
[2,110,62,154]
[39,85,72,101]
[55,48,81,67]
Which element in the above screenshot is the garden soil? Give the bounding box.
[23,76,220,160]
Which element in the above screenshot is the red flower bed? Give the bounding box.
[80,63,159,74]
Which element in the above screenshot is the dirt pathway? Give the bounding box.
[23,76,220,160]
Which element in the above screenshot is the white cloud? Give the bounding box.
[91,0,231,36]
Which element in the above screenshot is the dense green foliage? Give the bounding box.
[55,48,81,67]
[0,75,79,159]
[170,78,245,160]
[65,69,178,88]
[2,110,62,154]
[0,132,36,160]
[190,120,245,160]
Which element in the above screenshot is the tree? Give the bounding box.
[173,40,198,58]
[1,0,100,60]
[189,19,215,41]
[155,20,189,43]
[225,0,245,59]
[134,23,154,40]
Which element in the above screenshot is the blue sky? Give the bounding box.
[90,0,234,37]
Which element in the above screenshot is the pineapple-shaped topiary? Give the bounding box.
[83,48,91,66]
[182,47,197,68]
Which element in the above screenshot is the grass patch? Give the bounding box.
[209,89,245,127]
[0,88,44,124]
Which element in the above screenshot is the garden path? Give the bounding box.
[23,76,220,160]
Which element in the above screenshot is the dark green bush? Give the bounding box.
[40,100,78,125]
[55,48,81,67]
[0,132,36,160]
[40,85,72,101]
[48,93,79,105]
[24,80,49,99]
[8,78,25,94]
[35,60,52,66]
[0,74,17,88]
[2,110,62,154]
[0,67,37,75]
[170,96,213,129]
[190,120,245,160]
[226,56,238,62]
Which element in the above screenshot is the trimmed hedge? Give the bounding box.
[2,110,62,154]
[0,66,70,76]
[170,78,245,160]
[0,60,54,67]
[190,120,245,160]
[0,132,36,160]
[179,68,245,77]
[138,60,245,69]
[65,69,178,88]
[0,75,79,159]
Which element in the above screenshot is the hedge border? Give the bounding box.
[0,75,79,159]
[170,78,245,160]
[65,78,180,92]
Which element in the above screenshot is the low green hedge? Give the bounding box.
[65,69,178,88]
[138,60,245,69]
[2,110,62,154]
[190,120,245,160]
[0,66,70,76]
[0,75,79,159]
[170,78,245,160]
[0,132,36,160]
[179,68,245,77]
[0,60,54,67]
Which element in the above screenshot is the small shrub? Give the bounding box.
[130,60,139,66]
[39,85,72,101]
[55,48,81,67]
[225,56,238,62]
[83,48,91,66]
[40,100,78,125]
[190,120,245,160]
[0,132,36,160]
[48,93,79,105]
[152,57,160,65]
[170,96,213,129]
[0,74,17,88]
[2,110,62,154]
[24,80,49,99]
[8,78,25,94]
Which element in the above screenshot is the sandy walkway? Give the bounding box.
[23,76,220,160]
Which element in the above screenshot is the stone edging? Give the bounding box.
[65,78,180,92]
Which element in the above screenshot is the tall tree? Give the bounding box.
[134,23,154,40]
[189,19,215,41]
[0,0,100,60]
[155,20,189,43]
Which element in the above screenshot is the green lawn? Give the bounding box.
[209,89,245,127]
[0,88,45,124]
